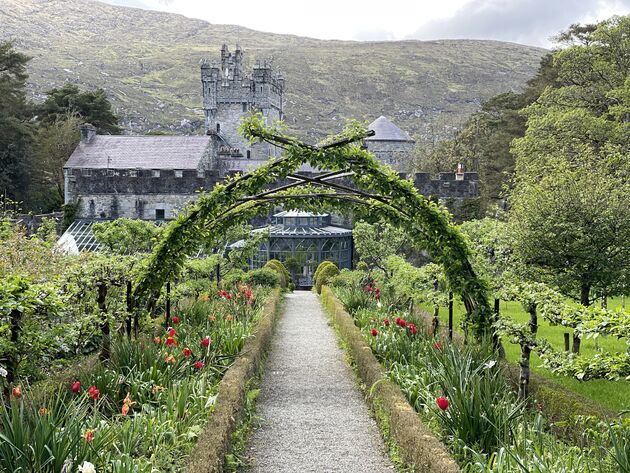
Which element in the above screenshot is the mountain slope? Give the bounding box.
[0,0,546,141]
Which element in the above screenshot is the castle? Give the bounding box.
[61,45,478,251]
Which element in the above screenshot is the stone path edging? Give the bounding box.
[187,287,282,473]
[321,286,460,473]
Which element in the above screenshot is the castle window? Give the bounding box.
[174,170,183,178]
[242,102,247,112]
[216,123,220,133]
[129,170,137,177]
[82,169,91,177]
[246,150,251,159]
[155,209,165,220]
[152,170,160,178]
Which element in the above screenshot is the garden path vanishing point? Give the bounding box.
[244,290,394,472]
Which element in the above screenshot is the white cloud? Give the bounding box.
[99,0,629,46]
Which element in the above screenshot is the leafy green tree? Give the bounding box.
[0,41,34,204]
[29,114,81,211]
[38,84,122,134]
[353,221,408,276]
[92,218,162,254]
[508,16,630,352]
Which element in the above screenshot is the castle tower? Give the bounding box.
[201,45,284,169]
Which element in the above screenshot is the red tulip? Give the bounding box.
[437,396,449,410]
[201,337,211,348]
[72,381,81,393]
[434,341,442,350]
[384,319,390,326]
[87,386,100,401]
[371,328,378,337]
[168,328,176,337]
[11,385,22,399]
[165,336,177,347]
[172,316,180,325]
[399,320,406,328]
[183,347,192,357]
[194,361,205,370]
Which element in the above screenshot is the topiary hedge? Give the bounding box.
[314,261,335,287]
[243,268,280,288]
[264,259,292,289]
[315,262,339,294]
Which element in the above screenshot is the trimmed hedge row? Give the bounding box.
[320,286,460,473]
[186,287,283,473]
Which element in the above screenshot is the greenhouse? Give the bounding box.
[250,211,353,287]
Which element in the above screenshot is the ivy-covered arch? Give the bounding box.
[134,115,493,337]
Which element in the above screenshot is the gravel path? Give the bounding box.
[244,291,394,473]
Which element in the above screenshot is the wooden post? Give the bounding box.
[448,292,453,340]
[216,263,221,287]
[126,281,132,339]
[564,333,570,352]
[165,282,171,328]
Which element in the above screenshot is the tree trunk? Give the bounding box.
[519,304,538,401]
[573,284,591,354]
[98,283,110,361]
[493,298,505,358]
[432,306,439,336]
[4,309,23,395]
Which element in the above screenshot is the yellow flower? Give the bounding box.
[165,354,176,364]
[225,314,233,322]
[151,385,165,394]
[39,407,49,416]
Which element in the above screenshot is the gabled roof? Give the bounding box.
[366,116,414,142]
[64,135,213,170]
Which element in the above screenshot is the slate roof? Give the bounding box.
[64,135,213,170]
[365,116,414,142]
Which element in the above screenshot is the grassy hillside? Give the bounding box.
[0,0,546,141]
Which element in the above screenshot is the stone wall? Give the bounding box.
[366,140,415,172]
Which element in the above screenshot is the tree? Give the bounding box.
[29,114,81,211]
[353,221,408,276]
[38,84,122,134]
[0,41,34,204]
[92,218,162,254]
[508,16,630,353]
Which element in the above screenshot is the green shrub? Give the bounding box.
[222,269,245,288]
[315,263,339,294]
[330,268,364,289]
[314,260,335,286]
[264,259,291,289]
[356,261,369,272]
[243,268,280,288]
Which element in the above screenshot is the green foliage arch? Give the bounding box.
[133,115,492,337]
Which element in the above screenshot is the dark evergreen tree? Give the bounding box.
[38,84,122,134]
[0,41,34,205]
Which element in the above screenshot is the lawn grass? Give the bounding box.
[423,298,630,413]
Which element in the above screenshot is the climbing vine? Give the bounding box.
[133,114,492,338]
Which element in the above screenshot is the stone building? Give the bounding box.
[61,44,479,252]
[364,116,415,171]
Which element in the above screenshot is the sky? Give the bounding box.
[101,0,629,47]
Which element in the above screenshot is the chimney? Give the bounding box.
[80,123,97,144]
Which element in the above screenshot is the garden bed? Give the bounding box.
[1,285,282,472]
[327,283,629,472]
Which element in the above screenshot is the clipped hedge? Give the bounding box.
[263,259,292,289]
[242,268,280,288]
[313,260,335,286]
[187,287,282,473]
[315,263,339,294]
[320,286,460,473]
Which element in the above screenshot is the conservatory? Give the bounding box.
[250,211,353,287]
